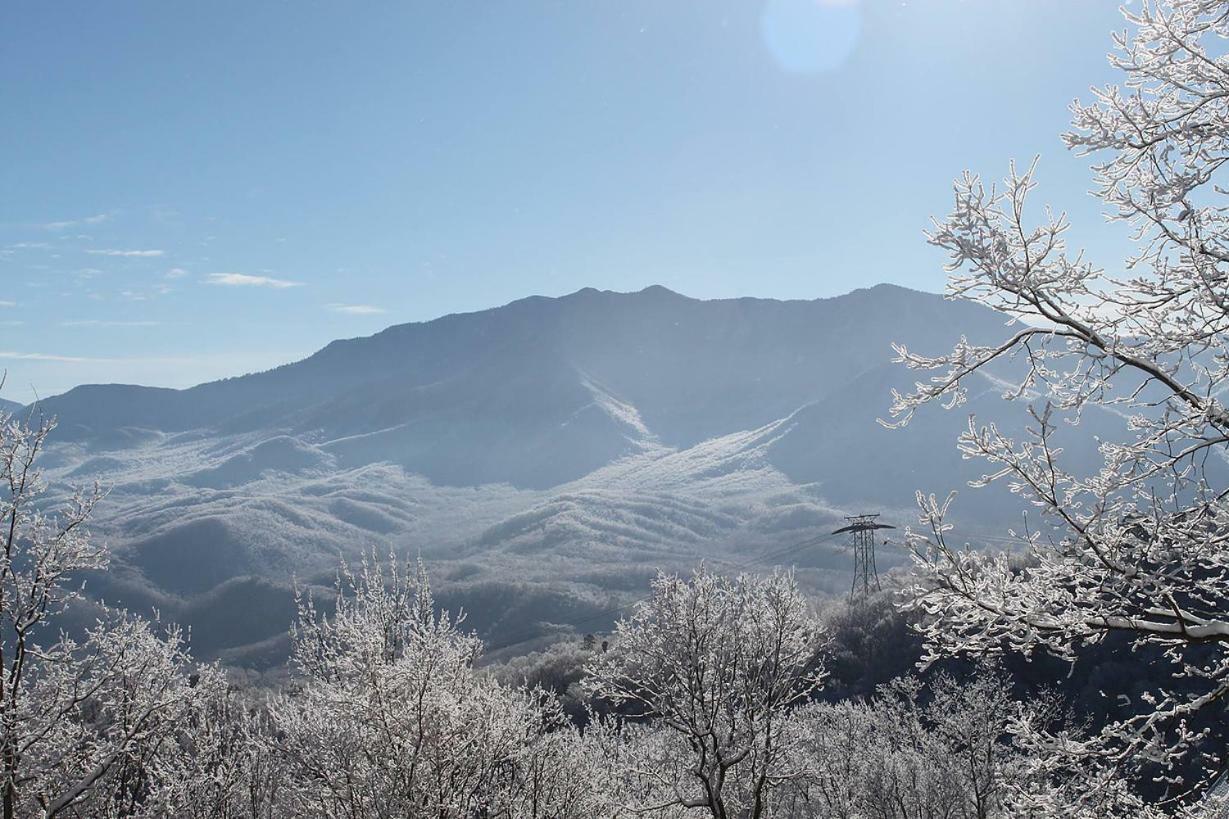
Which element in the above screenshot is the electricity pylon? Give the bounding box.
[832,514,895,599]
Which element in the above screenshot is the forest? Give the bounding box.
[0,405,1215,819]
[1,399,1224,817]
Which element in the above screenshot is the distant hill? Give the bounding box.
[35,284,1096,664]
[38,284,1010,487]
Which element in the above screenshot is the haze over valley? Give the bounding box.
[18,283,1128,664]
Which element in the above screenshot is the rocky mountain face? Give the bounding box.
[21,284,1122,665]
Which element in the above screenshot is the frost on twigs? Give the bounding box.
[0,401,211,819]
[890,0,1229,798]
[584,568,829,817]
[268,548,604,818]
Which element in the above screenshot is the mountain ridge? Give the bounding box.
[31,283,1009,490]
[28,282,956,402]
[29,283,1056,664]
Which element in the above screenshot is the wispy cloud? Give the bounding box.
[0,350,292,369]
[4,242,53,251]
[164,267,189,279]
[0,301,15,308]
[0,351,94,363]
[0,350,195,364]
[42,213,109,231]
[59,320,161,328]
[206,272,302,289]
[87,248,164,257]
[327,303,386,315]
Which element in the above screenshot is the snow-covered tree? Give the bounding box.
[784,674,1017,819]
[130,677,284,819]
[888,0,1229,795]
[781,672,1156,819]
[573,715,701,819]
[269,552,602,818]
[0,404,209,818]
[584,568,828,819]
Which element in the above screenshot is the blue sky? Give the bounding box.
[1,0,1132,398]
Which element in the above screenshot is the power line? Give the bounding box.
[482,528,846,657]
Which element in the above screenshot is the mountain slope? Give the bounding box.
[34,284,1010,487]
[33,284,1048,663]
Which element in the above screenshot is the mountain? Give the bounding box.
[31,284,1080,664]
[35,284,1015,479]
[0,398,23,415]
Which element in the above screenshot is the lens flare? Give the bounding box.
[761,0,863,74]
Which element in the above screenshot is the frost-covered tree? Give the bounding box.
[780,672,1159,819]
[584,568,827,819]
[131,679,284,819]
[0,404,208,818]
[888,0,1229,796]
[782,674,1021,819]
[269,553,601,819]
[574,715,701,819]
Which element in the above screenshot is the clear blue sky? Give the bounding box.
[1,0,1131,398]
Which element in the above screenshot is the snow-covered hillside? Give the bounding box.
[24,284,1094,663]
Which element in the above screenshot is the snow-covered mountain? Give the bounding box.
[24,284,1108,665]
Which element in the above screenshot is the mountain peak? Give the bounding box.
[637,284,683,298]
[560,284,685,301]
[33,282,1003,453]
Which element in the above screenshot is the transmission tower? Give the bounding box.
[832,514,895,599]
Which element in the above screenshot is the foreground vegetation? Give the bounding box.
[0,407,1220,818]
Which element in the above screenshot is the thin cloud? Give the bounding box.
[327,303,386,315]
[165,267,189,279]
[0,346,222,364]
[0,301,15,308]
[60,320,161,327]
[0,351,94,363]
[87,248,164,257]
[206,273,302,289]
[42,213,109,231]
